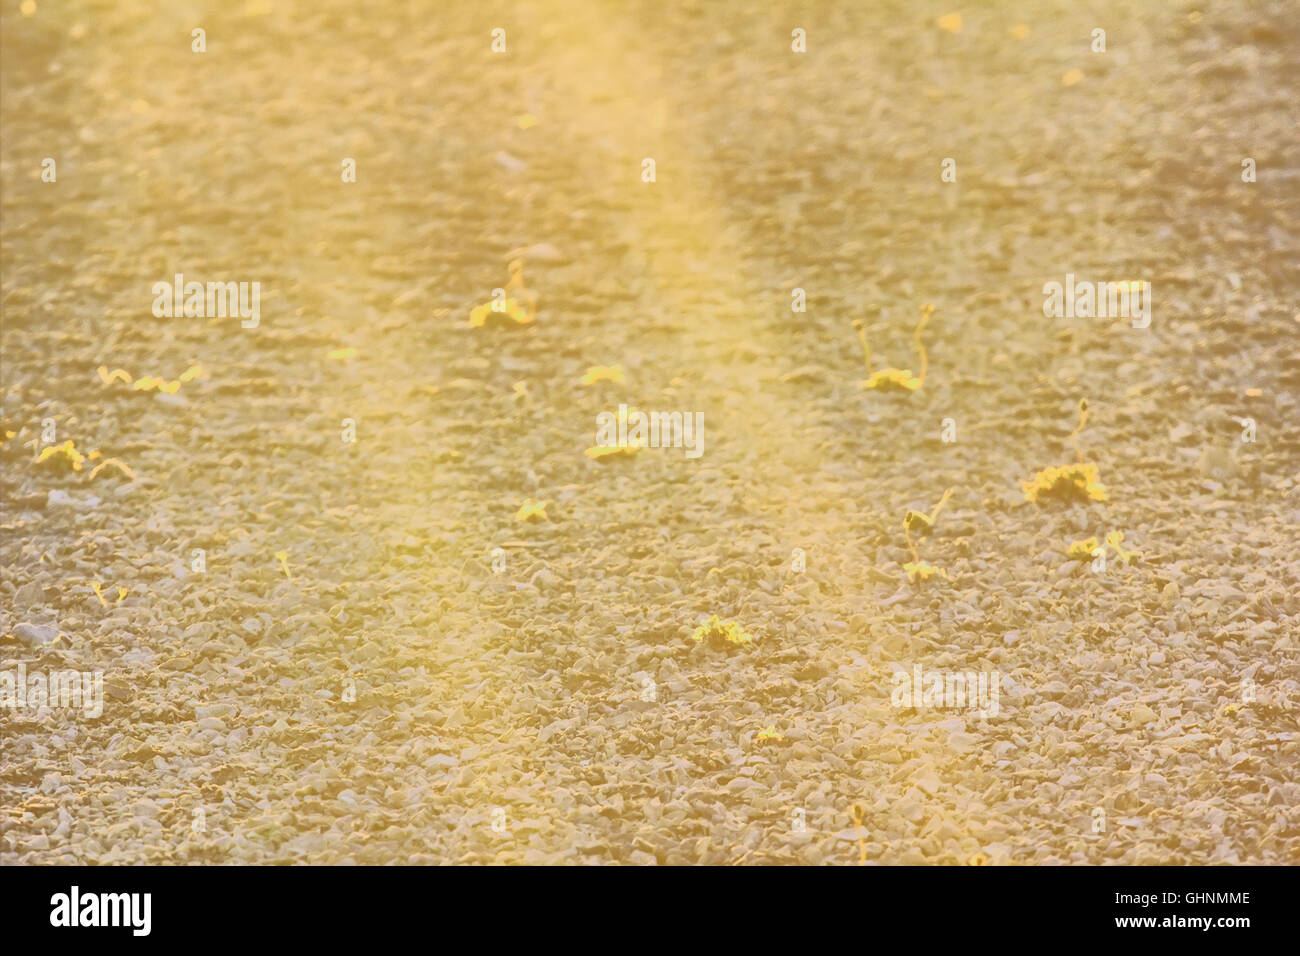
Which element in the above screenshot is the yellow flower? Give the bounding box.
[1025,399,1106,502]
[861,367,922,392]
[854,305,933,393]
[936,13,962,33]
[690,615,754,648]
[580,364,626,386]
[274,550,293,580]
[1066,536,1100,561]
[1010,24,1030,39]
[584,444,640,462]
[470,260,537,327]
[515,499,549,522]
[1062,68,1085,86]
[1022,462,1108,503]
[469,298,533,327]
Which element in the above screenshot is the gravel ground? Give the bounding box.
[2,0,1298,864]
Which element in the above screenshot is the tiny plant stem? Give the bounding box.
[1068,399,1089,463]
[914,304,933,387]
[928,486,954,525]
[851,804,868,865]
[506,259,537,321]
[1106,531,1135,563]
[905,525,919,563]
[852,320,872,371]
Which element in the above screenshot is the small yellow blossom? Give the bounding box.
[584,444,640,462]
[1024,400,1106,503]
[470,260,537,327]
[580,364,626,386]
[1066,536,1100,561]
[1022,462,1108,503]
[854,305,934,393]
[690,615,754,649]
[862,367,922,392]
[469,298,532,327]
[515,499,549,522]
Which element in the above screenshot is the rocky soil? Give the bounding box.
[2,0,1297,864]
